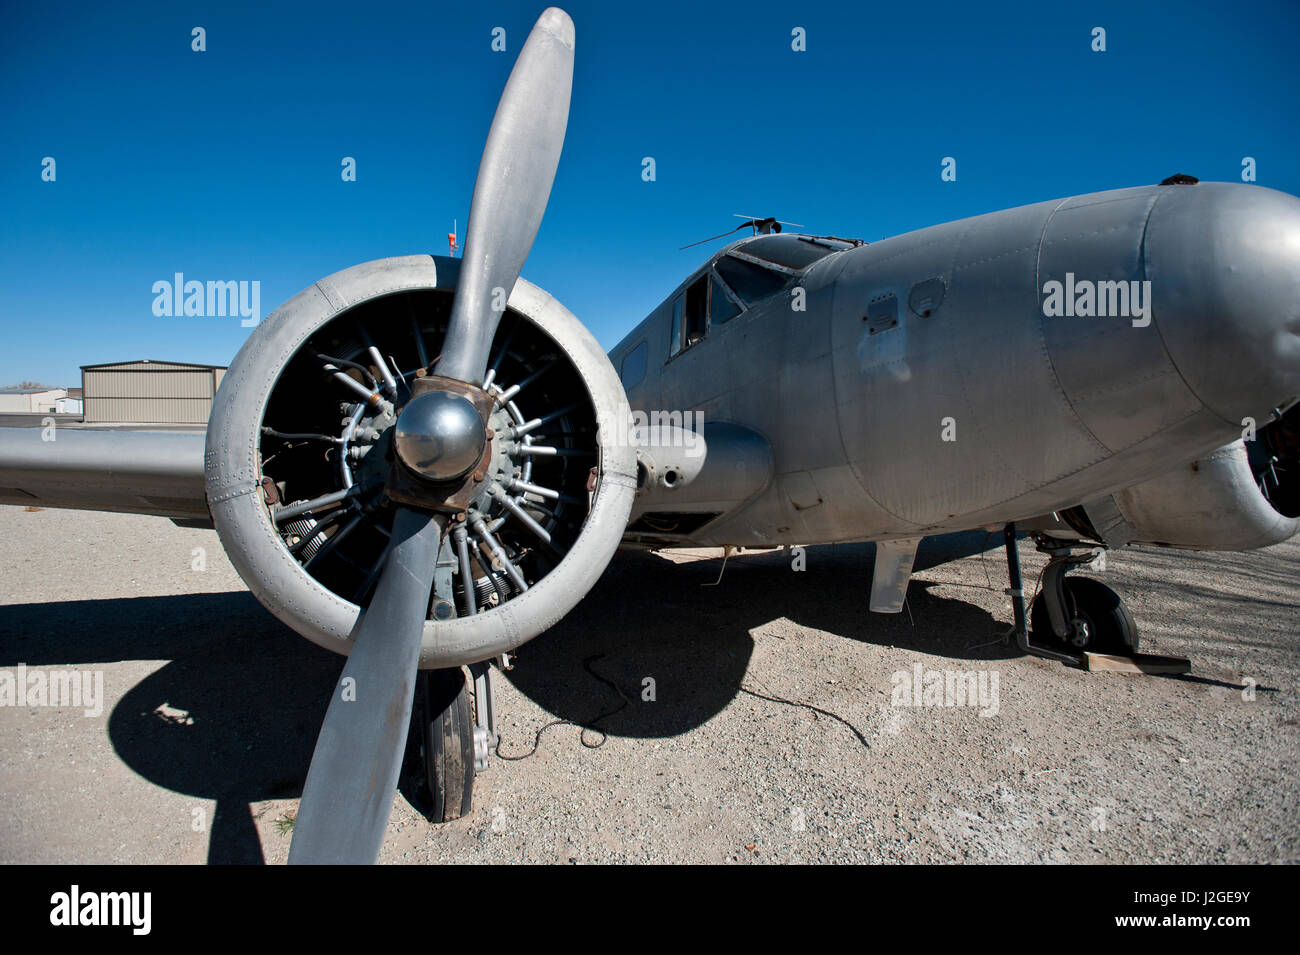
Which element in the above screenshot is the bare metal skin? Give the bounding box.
[612,181,1299,552]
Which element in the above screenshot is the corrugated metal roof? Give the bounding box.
[80,359,228,371]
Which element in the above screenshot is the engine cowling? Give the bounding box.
[1107,439,1299,550]
[205,255,636,667]
[1055,409,1300,551]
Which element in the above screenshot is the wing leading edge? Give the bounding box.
[0,426,208,522]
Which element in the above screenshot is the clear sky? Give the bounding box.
[2,0,1298,387]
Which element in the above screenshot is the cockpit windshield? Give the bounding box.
[733,234,858,270]
[715,255,788,306]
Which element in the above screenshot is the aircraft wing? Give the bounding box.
[0,426,209,523]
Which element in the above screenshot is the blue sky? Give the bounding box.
[2,0,1298,387]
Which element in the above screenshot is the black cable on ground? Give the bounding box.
[495,654,629,760]
[737,680,871,751]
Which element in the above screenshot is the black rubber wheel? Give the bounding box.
[421,667,475,822]
[1030,576,1139,655]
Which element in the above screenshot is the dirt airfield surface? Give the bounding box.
[0,503,1296,865]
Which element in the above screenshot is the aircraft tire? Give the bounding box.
[421,668,476,823]
[1030,576,1139,655]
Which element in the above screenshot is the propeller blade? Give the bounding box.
[288,506,442,864]
[289,6,577,864]
[733,214,805,227]
[436,7,575,384]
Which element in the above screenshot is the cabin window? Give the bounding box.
[620,340,648,388]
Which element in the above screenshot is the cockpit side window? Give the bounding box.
[669,295,684,357]
[667,275,718,355]
[666,268,753,360]
[683,275,708,346]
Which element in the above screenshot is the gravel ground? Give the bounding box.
[0,503,1296,864]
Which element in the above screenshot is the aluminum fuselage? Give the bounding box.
[610,182,1300,548]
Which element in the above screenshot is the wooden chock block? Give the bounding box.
[1083,651,1192,675]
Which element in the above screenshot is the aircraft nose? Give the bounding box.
[1146,182,1300,425]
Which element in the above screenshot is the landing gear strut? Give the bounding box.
[1002,523,1139,667]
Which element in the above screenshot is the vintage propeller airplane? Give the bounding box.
[2,7,1298,864]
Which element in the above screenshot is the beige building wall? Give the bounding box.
[82,361,226,424]
[0,389,66,413]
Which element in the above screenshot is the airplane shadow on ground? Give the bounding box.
[501,532,1015,743]
[0,530,1010,864]
[0,590,341,865]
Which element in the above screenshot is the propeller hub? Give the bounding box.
[393,390,486,483]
